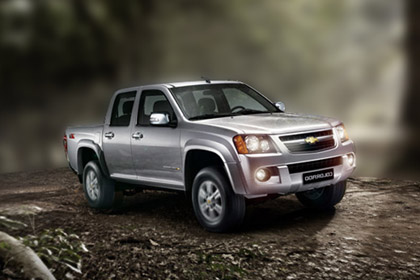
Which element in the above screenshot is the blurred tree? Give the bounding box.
[0,0,407,176]
[402,0,420,174]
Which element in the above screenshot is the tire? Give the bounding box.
[191,167,246,232]
[296,180,347,210]
[82,160,123,210]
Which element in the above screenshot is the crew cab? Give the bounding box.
[64,80,356,232]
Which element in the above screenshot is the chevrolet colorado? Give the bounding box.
[64,80,356,232]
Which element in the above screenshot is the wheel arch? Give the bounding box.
[184,146,240,195]
[77,140,110,182]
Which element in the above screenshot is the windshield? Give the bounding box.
[170,84,279,120]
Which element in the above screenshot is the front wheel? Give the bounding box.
[192,167,246,232]
[83,160,123,210]
[296,180,346,209]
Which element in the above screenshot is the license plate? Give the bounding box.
[303,168,334,184]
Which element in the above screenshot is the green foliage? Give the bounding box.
[19,228,89,275]
[197,252,246,279]
[193,243,267,279]
[0,216,27,230]
[0,241,11,250]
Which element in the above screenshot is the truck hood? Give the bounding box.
[197,113,340,134]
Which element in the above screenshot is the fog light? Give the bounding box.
[256,168,271,182]
[347,153,355,166]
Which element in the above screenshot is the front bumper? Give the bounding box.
[227,139,356,198]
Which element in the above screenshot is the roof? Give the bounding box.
[115,80,244,94]
[162,80,243,88]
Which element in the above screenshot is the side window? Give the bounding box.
[223,88,266,111]
[138,90,175,126]
[110,91,136,126]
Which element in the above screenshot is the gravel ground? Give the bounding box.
[0,168,419,279]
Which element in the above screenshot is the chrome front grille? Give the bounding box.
[279,129,336,153]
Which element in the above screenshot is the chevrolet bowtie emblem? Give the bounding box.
[305,136,319,144]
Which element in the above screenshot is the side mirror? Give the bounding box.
[150,113,170,126]
[275,102,285,112]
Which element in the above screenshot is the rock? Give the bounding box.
[221,254,234,260]
[150,239,159,246]
[343,237,357,241]
[394,250,406,254]
[65,272,75,279]
[0,231,56,280]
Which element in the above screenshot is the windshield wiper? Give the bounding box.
[232,109,268,115]
[189,110,268,120]
[189,113,232,120]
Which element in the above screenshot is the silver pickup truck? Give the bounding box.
[64,80,356,232]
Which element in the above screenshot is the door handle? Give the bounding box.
[104,132,115,139]
[132,132,143,140]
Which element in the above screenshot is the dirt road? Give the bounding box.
[0,168,419,279]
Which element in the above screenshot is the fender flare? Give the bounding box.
[184,141,246,194]
[76,140,110,178]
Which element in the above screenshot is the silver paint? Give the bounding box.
[65,80,356,197]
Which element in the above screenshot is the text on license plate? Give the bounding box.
[303,168,334,184]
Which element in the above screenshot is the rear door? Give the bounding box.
[131,88,183,188]
[103,90,137,176]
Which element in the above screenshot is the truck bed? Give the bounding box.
[65,124,104,173]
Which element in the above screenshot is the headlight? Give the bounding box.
[245,135,260,152]
[233,135,274,154]
[335,124,349,142]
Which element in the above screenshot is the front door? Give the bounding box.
[131,89,183,188]
[102,91,137,176]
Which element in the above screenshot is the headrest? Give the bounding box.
[198,98,216,113]
[153,100,171,113]
[123,101,134,114]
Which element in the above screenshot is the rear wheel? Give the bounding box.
[296,180,346,209]
[83,160,123,210]
[192,167,246,232]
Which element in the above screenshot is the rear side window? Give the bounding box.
[110,91,136,126]
[138,90,175,126]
